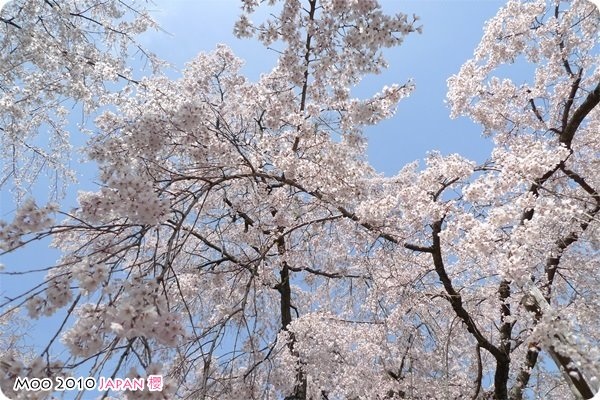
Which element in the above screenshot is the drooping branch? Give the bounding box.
[471,344,483,400]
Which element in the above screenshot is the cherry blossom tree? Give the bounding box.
[1,0,599,399]
[445,0,600,397]
[0,0,159,200]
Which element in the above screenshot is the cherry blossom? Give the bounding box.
[0,0,159,201]
[1,0,599,399]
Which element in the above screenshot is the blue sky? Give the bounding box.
[140,0,506,175]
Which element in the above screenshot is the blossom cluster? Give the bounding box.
[0,353,64,400]
[78,172,169,225]
[0,200,57,251]
[61,278,185,359]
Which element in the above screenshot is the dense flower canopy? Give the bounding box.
[1,0,599,399]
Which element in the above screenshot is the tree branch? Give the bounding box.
[429,220,503,360]
[560,79,600,147]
